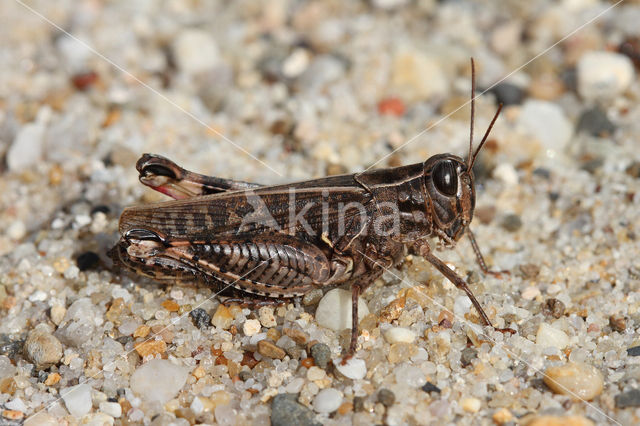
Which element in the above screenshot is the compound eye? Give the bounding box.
[432,160,458,196]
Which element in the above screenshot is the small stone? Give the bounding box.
[492,163,519,186]
[6,221,26,241]
[543,298,565,319]
[307,366,326,381]
[25,328,63,368]
[310,343,331,369]
[161,300,179,312]
[390,50,449,102]
[134,339,167,357]
[258,306,277,328]
[492,408,513,424]
[421,382,441,393]
[383,327,416,344]
[577,51,634,100]
[460,347,478,367]
[377,389,395,407]
[490,83,525,106]
[528,73,566,101]
[518,263,541,279]
[212,305,233,330]
[536,323,569,349]
[243,319,262,336]
[395,364,426,388]
[543,362,603,401]
[315,289,369,331]
[173,29,220,75]
[378,97,406,116]
[8,122,45,171]
[133,325,150,338]
[282,48,311,78]
[609,315,626,332]
[50,305,66,325]
[271,394,319,426]
[283,327,308,345]
[576,106,615,137]
[380,297,406,323]
[99,401,122,418]
[627,346,640,357]
[525,415,594,426]
[337,402,353,415]
[189,308,210,329]
[302,289,323,306]
[388,342,418,363]
[313,388,343,413]
[44,372,61,386]
[23,412,57,426]
[76,251,99,271]
[521,286,541,301]
[2,409,24,420]
[614,388,640,408]
[61,384,92,417]
[518,100,572,153]
[334,357,366,380]
[500,214,522,232]
[130,359,188,403]
[461,397,481,413]
[257,340,286,359]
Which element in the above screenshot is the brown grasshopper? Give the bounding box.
[111,59,513,359]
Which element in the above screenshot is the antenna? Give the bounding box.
[466,58,503,172]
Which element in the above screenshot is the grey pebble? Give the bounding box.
[576,106,615,137]
[377,388,395,407]
[271,393,320,426]
[500,214,522,232]
[490,83,525,106]
[189,308,211,329]
[543,298,565,319]
[627,346,640,357]
[310,343,331,369]
[626,161,640,179]
[615,389,640,408]
[421,382,441,393]
[460,347,478,367]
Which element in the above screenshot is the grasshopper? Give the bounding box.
[111,59,513,359]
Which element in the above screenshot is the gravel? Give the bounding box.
[2,1,640,424]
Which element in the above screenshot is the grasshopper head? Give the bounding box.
[423,154,475,243]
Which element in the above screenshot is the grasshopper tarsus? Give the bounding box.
[467,228,509,278]
[112,58,514,357]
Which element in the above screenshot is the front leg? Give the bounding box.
[419,244,514,334]
[467,228,509,278]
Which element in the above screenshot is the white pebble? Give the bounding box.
[383,327,416,344]
[521,286,541,301]
[130,359,189,404]
[313,388,343,413]
[335,357,367,380]
[307,366,327,381]
[258,306,277,328]
[453,296,472,318]
[243,319,261,336]
[577,51,634,101]
[394,364,426,388]
[61,384,92,418]
[315,289,369,331]
[5,398,27,412]
[7,123,45,171]
[6,220,26,240]
[536,322,569,349]
[172,29,220,75]
[492,163,519,186]
[461,397,481,413]
[99,401,122,418]
[518,100,572,154]
[285,377,305,393]
[282,48,311,78]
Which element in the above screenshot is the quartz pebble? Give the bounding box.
[172,29,220,75]
[243,319,261,336]
[335,357,367,380]
[536,323,569,349]
[307,366,326,381]
[313,388,343,413]
[543,362,603,401]
[315,289,369,331]
[212,305,233,330]
[258,306,277,328]
[257,339,286,359]
[99,401,122,418]
[383,327,416,344]
[461,397,481,413]
[61,384,92,418]
[24,327,63,368]
[518,100,572,154]
[525,415,594,426]
[130,359,189,403]
[577,51,634,100]
[7,122,45,171]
